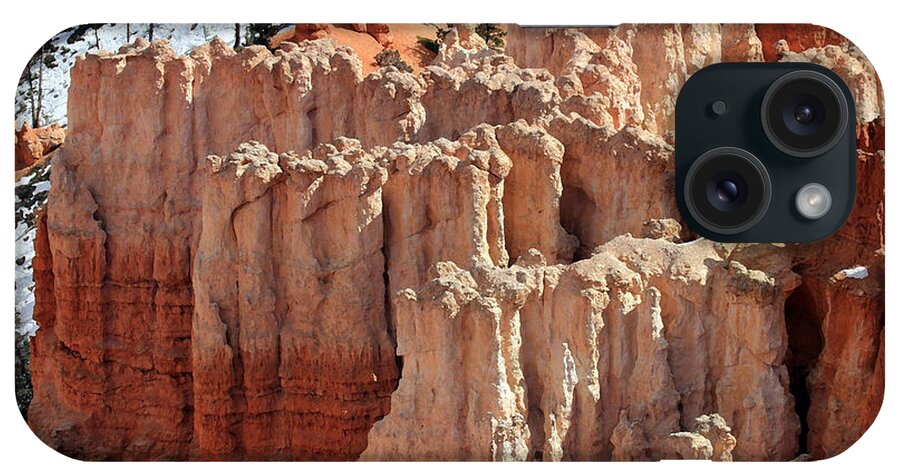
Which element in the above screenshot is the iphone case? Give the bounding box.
[13,23,884,461]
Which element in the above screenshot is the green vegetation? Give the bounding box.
[475,23,506,50]
[416,24,506,55]
[417,24,451,53]
[417,36,440,54]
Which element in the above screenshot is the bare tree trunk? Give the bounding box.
[26,63,36,128]
[234,23,241,48]
[148,23,155,42]
[34,48,44,128]
[126,23,131,43]
[93,27,100,50]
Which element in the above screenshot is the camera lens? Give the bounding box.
[707,173,747,212]
[761,70,849,158]
[794,104,815,124]
[684,147,771,234]
[716,180,739,202]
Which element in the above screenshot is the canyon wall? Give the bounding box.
[28,24,884,461]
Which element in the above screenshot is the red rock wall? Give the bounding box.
[28,24,883,461]
[191,142,398,459]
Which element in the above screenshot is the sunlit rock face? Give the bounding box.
[27,24,883,461]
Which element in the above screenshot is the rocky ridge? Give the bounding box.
[27,24,884,461]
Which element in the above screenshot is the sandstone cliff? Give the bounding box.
[27,24,883,461]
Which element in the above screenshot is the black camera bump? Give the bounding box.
[675,63,856,243]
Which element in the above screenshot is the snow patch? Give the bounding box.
[16,222,37,337]
[15,166,48,338]
[838,266,869,280]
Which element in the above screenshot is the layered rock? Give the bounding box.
[548,115,679,258]
[15,123,65,172]
[622,24,687,136]
[505,24,765,138]
[681,24,722,75]
[28,24,884,462]
[187,38,424,154]
[28,36,421,460]
[416,36,560,142]
[365,237,801,461]
[380,124,511,297]
[362,262,531,461]
[192,141,398,459]
[506,26,645,131]
[495,121,578,264]
[29,107,196,460]
[720,24,764,62]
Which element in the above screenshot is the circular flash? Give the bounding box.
[795,183,832,220]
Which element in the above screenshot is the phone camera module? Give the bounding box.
[676,64,856,242]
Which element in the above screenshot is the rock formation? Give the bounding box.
[191,141,398,459]
[668,414,736,461]
[27,24,883,461]
[362,262,532,461]
[270,24,437,74]
[755,24,847,62]
[15,123,65,173]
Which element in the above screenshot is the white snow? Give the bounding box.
[15,169,48,337]
[16,23,237,128]
[15,221,38,337]
[840,266,869,280]
[32,180,50,194]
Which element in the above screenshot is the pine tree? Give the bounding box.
[18,34,62,128]
[21,62,35,127]
[246,24,292,50]
[22,46,46,128]
[475,24,506,50]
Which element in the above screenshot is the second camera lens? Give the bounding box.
[706,172,748,212]
[716,180,739,202]
[684,147,772,234]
